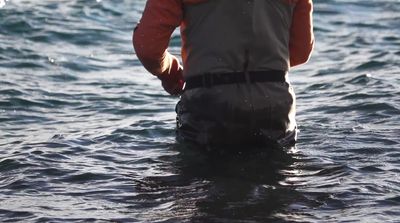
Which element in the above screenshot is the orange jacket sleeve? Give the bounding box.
[133,0,184,95]
[289,0,314,67]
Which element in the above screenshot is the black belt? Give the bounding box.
[184,70,286,90]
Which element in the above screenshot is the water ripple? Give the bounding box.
[0,0,399,222]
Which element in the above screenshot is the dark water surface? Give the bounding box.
[1,0,399,222]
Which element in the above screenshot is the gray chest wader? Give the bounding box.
[176,0,297,147]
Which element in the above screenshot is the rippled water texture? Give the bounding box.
[1,0,400,222]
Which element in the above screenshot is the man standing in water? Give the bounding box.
[133,0,314,147]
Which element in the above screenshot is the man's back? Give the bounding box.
[182,0,294,77]
[133,0,314,147]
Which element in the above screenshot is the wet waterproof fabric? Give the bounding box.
[181,0,293,77]
[176,80,297,147]
[133,0,314,147]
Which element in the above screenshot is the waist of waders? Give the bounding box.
[184,70,287,90]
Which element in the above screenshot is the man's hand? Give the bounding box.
[158,62,184,96]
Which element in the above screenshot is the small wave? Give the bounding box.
[0,89,25,96]
[40,98,82,107]
[113,122,174,137]
[45,29,112,46]
[60,60,104,72]
[313,164,351,179]
[48,72,79,82]
[0,209,34,222]
[345,74,373,85]
[379,196,400,205]
[341,92,394,100]
[306,83,334,91]
[0,175,32,191]
[0,97,56,109]
[313,67,343,76]
[36,167,73,177]
[0,61,46,69]
[359,165,385,173]
[355,61,387,70]
[323,102,399,116]
[351,147,385,155]
[315,8,341,16]
[87,154,117,162]
[98,126,174,144]
[0,158,23,172]
[0,17,37,35]
[348,22,388,29]
[61,172,114,183]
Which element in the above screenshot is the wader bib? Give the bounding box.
[176,0,297,147]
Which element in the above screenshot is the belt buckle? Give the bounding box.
[202,73,213,88]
